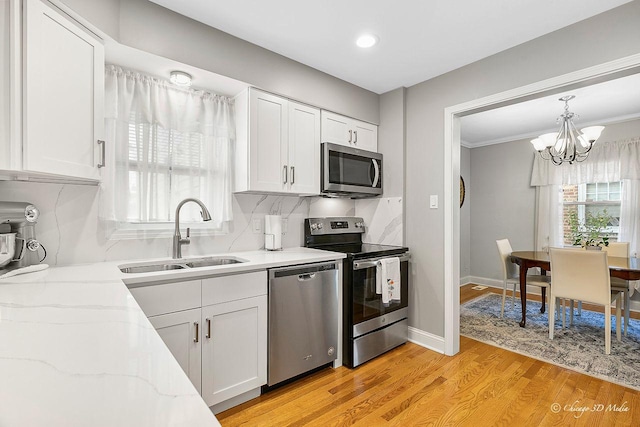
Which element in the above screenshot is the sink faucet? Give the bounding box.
[173,198,212,259]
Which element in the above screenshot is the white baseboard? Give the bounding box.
[464,276,548,296]
[459,276,472,286]
[408,327,445,354]
[466,276,640,314]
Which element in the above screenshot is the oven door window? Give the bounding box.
[329,151,381,188]
[352,260,408,324]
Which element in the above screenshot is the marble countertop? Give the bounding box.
[0,247,345,427]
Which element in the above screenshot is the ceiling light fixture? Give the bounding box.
[170,70,193,87]
[356,34,378,48]
[530,95,604,165]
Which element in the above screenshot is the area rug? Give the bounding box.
[460,293,640,390]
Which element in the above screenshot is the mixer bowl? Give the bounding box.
[0,233,23,267]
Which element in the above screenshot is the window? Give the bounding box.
[126,120,209,223]
[103,65,235,235]
[562,182,621,245]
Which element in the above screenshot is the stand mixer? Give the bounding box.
[0,202,45,272]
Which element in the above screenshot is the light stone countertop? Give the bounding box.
[0,247,345,427]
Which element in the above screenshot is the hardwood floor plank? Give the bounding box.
[217,286,640,426]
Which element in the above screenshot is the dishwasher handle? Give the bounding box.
[269,261,338,279]
[298,273,316,281]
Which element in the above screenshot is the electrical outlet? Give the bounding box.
[252,218,262,234]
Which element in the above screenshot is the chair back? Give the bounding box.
[603,242,629,258]
[549,248,611,305]
[496,239,518,281]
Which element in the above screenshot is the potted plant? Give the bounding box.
[567,209,612,249]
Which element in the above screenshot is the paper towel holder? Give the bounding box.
[264,215,283,251]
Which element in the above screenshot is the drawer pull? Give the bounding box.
[206,318,211,339]
[194,321,199,343]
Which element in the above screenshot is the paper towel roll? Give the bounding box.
[265,215,282,250]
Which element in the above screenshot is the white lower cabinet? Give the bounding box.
[201,295,267,407]
[148,308,202,393]
[129,271,268,411]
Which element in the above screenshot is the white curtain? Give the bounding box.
[620,179,640,257]
[101,65,235,229]
[531,138,640,186]
[535,185,563,251]
[531,137,640,255]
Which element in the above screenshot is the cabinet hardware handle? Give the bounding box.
[206,318,211,339]
[348,130,352,143]
[354,131,358,144]
[283,165,288,184]
[97,140,106,168]
[290,166,295,184]
[194,322,199,343]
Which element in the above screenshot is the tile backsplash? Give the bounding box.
[0,180,403,266]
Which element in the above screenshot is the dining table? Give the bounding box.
[510,250,640,327]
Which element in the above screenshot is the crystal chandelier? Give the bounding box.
[530,95,604,165]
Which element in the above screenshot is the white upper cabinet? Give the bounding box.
[0,1,10,169]
[22,0,104,181]
[288,100,320,194]
[321,110,378,152]
[235,88,320,195]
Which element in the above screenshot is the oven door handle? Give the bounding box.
[353,253,410,270]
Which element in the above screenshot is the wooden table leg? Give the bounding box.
[519,261,528,327]
[540,268,547,314]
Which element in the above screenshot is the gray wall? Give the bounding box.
[469,140,536,281]
[60,0,379,124]
[405,1,640,336]
[460,146,470,280]
[378,88,406,199]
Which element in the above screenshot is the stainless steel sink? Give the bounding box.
[119,263,187,274]
[184,257,244,268]
[119,257,246,273]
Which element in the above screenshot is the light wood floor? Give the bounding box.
[217,285,640,426]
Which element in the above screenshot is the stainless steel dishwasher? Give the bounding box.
[267,261,339,387]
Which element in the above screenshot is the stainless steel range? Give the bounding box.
[304,217,410,368]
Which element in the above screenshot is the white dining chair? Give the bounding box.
[549,248,622,355]
[496,239,551,318]
[604,242,631,336]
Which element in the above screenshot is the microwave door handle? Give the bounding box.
[371,159,380,188]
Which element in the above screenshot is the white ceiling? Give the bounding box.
[460,73,640,147]
[149,0,630,94]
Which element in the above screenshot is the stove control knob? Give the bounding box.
[310,223,318,230]
[317,223,324,229]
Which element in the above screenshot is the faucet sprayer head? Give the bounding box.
[201,208,212,222]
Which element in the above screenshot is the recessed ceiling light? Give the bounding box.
[170,71,192,87]
[356,34,378,48]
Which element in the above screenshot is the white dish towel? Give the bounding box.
[376,257,401,304]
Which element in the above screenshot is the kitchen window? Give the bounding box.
[102,65,235,236]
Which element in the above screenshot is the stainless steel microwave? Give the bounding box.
[321,143,382,198]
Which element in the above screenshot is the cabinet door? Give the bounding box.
[23,0,104,180]
[148,308,202,393]
[1,0,20,171]
[249,89,288,192]
[321,110,352,146]
[353,119,378,152]
[201,295,268,407]
[288,101,320,195]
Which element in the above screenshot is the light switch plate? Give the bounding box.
[282,218,288,234]
[429,195,438,209]
[252,218,262,234]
